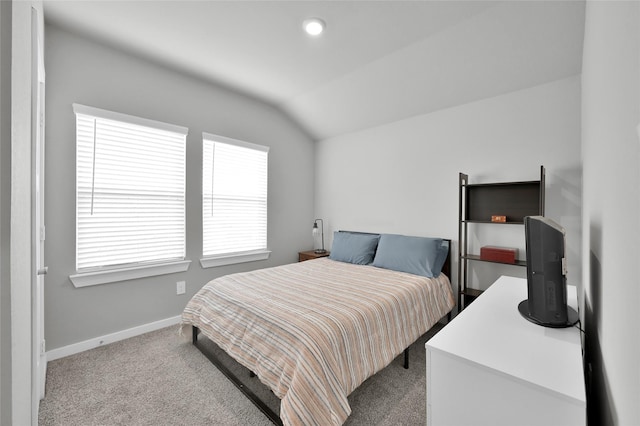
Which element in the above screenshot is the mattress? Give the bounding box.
[181,257,455,425]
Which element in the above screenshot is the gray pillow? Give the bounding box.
[372,234,449,278]
[329,232,380,265]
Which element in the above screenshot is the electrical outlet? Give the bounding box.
[176,281,186,295]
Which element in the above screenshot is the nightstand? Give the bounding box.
[298,250,330,262]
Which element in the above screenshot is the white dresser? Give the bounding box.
[426,276,586,426]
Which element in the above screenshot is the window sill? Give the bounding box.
[69,260,192,288]
[200,250,271,268]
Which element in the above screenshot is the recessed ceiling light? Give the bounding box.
[303,18,325,36]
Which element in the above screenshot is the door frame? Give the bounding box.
[9,1,43,425]
[31,2,46,408]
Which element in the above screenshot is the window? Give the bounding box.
[202,133,269,267]
[71,104,189,286]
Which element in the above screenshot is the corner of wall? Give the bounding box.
[0,1,13,423]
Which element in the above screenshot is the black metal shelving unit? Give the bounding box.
[458,166,545,311]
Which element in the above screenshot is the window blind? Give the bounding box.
[202,133,268,257]
[74,104,187,271]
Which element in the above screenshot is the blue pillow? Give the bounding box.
[372,234,449,278]
[329,232,380,265]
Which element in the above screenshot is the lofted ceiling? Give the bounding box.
[43,0,585,140]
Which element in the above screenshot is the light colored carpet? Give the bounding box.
[39,323,443,425]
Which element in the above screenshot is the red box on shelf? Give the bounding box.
[480,246,518,264]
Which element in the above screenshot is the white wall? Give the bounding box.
[44,24,315,350]
[581,2,640,424]
[316,76,582,294]
[0,2,11,423]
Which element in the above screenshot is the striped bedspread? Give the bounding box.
[181,258,455,426]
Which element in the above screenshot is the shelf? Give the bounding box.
[462,254,527,267]
[463,220,524,225]
[465,181,542,223]
[464,179,541,188]
[460,287,484,308]
[460,288,483,298]
[458,166,545,313]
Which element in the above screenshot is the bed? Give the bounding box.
[181,232,455,426]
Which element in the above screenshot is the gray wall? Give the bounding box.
[44,24,315,350]
[0,1,12,423]
[316,76,583,295]
[582,2,640,424]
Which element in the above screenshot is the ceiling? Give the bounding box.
[43,1,585,140]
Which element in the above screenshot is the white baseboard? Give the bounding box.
[46,315,182,361]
